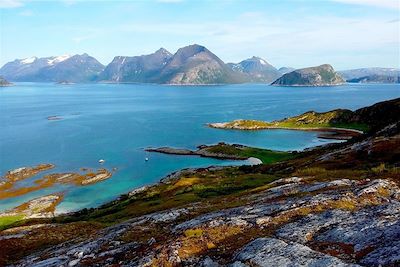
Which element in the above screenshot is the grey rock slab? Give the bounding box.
[234,237,359,267]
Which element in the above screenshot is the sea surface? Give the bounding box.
[0,83,399,213]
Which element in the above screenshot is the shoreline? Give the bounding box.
[208,123,363,140]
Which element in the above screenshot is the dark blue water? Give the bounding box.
[0,83,399,213]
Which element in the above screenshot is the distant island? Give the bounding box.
[339,68,400,84]
[271,64,345,86]
[0,76,12,86]
[0,44,398,85]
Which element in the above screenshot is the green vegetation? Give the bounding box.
[0,215,24,230]
[204,144,296,164]
[211,109,369,132]
[56,167,282,225]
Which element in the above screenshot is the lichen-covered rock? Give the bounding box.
[234,238,359,266]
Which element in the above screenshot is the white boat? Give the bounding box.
[99,159,105,164]
[145,157,149,161]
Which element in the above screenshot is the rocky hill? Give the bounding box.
[0,98,399,266]
[0,54,104,83]
[272,64,345,86]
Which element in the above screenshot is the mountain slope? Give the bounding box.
[272,64,345,86]
[0,54,104,82]
[98,48,172,82]
[158,44,246,84]
[228,56,281,83]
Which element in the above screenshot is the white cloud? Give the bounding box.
[331,0,400,10]
[114,11,399,68]
[0,0,24,8]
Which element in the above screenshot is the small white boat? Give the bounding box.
[99,159,105,164]
[145,157,149,161]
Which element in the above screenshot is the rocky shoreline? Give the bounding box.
[146,143,248,160]
[208,121,363,140]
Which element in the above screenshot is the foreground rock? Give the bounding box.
[6,177,399,267]
[271,64,345,86]
[234,237,359,267]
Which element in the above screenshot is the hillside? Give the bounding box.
[98,48,173,83]
[209,98,400,134]
[272,64,345,86]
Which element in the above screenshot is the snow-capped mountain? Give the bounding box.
[228,56,281,83]
[0,54,104,82]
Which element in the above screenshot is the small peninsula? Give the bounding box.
[271,64,345,86]
[146,142,296,164]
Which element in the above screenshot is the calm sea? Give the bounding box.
[0,83,399,213]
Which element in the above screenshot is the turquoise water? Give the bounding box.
[0,83,399,213]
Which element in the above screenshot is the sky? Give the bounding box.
[0,0,399,70]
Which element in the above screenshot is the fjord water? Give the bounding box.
[0,83,399,213]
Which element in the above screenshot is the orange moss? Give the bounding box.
[0,168,112,200]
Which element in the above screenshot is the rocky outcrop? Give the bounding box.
[233,237,359,267]
[9,177,400,266]
[0,194,63,220]
[272,64,345,86]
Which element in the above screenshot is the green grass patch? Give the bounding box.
[0,215,25,230]
[204,144,296,164]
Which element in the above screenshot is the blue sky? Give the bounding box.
[0,0,399,70]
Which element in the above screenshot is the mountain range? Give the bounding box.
[0,54,104,83]
[339,68,400,84]
[1,44,398,85]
